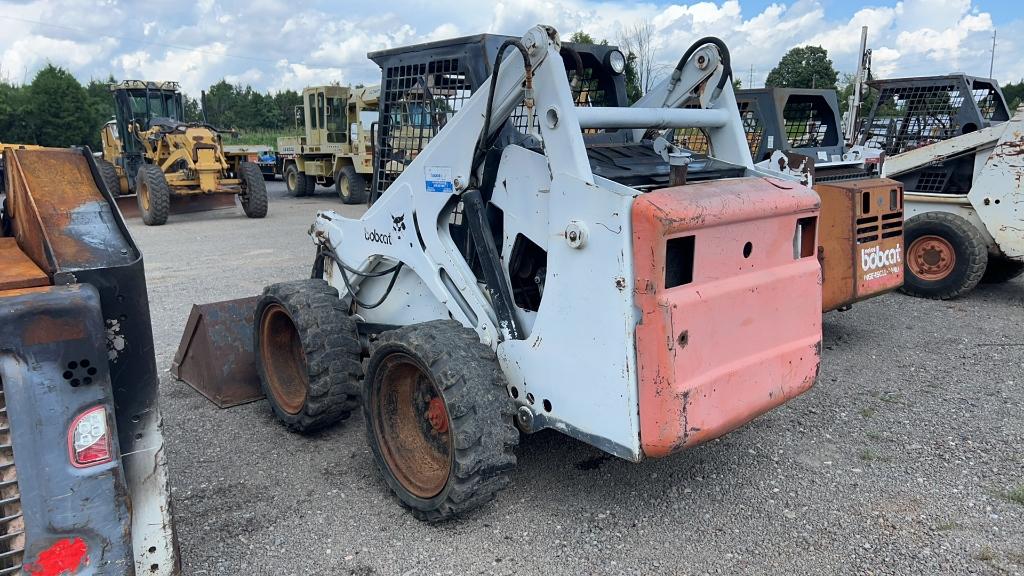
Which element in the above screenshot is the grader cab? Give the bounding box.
[99,80,268,225]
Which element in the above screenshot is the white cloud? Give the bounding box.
[113,43,228,95]
[0,0,1017,98]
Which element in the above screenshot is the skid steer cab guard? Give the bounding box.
[0,146,179,573]
[253,26,821,521]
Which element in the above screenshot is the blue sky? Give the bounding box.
[0,0,1020,95]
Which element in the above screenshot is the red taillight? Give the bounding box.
[68,406,112,468]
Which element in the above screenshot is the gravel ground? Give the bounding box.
[129,181,1024,576]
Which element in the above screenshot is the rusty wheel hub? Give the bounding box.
[372,353,452,499]
[908,235,955,281]
[258,303,307,414]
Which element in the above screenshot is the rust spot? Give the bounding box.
[24,314,86,346]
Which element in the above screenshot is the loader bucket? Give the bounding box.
[170,296,264,408]
[114,192,238,219]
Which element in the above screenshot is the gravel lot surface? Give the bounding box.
[130,181,1023,575]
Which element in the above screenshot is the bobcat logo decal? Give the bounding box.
[392,214,406,235]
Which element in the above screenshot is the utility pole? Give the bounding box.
[749,65,754,89]
[989,29,997,78]
[845,26,871,145]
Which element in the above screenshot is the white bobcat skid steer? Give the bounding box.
[253,26,823,521]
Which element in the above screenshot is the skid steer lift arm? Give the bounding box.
[310,25,822,461]
[631,37,753,169]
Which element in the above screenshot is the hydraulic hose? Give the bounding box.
[666,36,733,100]
[472,38,532,183]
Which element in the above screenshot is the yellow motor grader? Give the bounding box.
[99,80,267,225]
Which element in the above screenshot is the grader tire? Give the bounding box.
[254,279,362,433]
[240,162,269,218]
[97,159,122,196]
[364,320,519,522]
[285,164,310,197]
[336,165,368,205]
[136,164,170,226]
[901,212,987,300]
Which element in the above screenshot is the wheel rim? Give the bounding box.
[908,235,956,280]
[259,304,308,414]
[339,176,350,199]
[372,352,452,499]
[138,178,151,211]
[287,168,297,191]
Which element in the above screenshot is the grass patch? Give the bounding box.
[975,546,995,562]
[1004,485,1024,506]
[225,129,301,148]
[866,431,882,441]
[858,448,890,463]
[935,520,959,531]
[860,407,876,418]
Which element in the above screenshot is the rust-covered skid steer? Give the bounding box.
[0,145,179,573]
[219,27,824,522]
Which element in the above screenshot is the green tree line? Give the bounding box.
[0,64,304,149]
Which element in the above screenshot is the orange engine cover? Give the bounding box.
[632,177,823,458]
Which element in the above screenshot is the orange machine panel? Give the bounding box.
[632,177,822,458]
[816,178,904,312]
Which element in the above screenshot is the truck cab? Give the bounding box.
[276,85,380,203]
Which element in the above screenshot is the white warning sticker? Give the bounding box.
[425,166,454,193]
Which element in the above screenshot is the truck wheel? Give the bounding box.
[136,164,170,226]
[97,159,121,196]
[285,164,309,197]
[239,162,268,218]
[254,279,362,433]
[336,165,368,205]
[901,212,988,299]
[364,320,518,522]
[982,255,1024,283]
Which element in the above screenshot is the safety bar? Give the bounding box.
[575,107,731,130]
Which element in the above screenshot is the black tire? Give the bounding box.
[97,159,122,196]
[982,255,1024,284]
[136,164,170,226]
[239,162,268,218]
[285,164,309,197]
[901,212,988,299]
[336,165,368,205]
[364,320,518,522]
[254,279,362,433]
